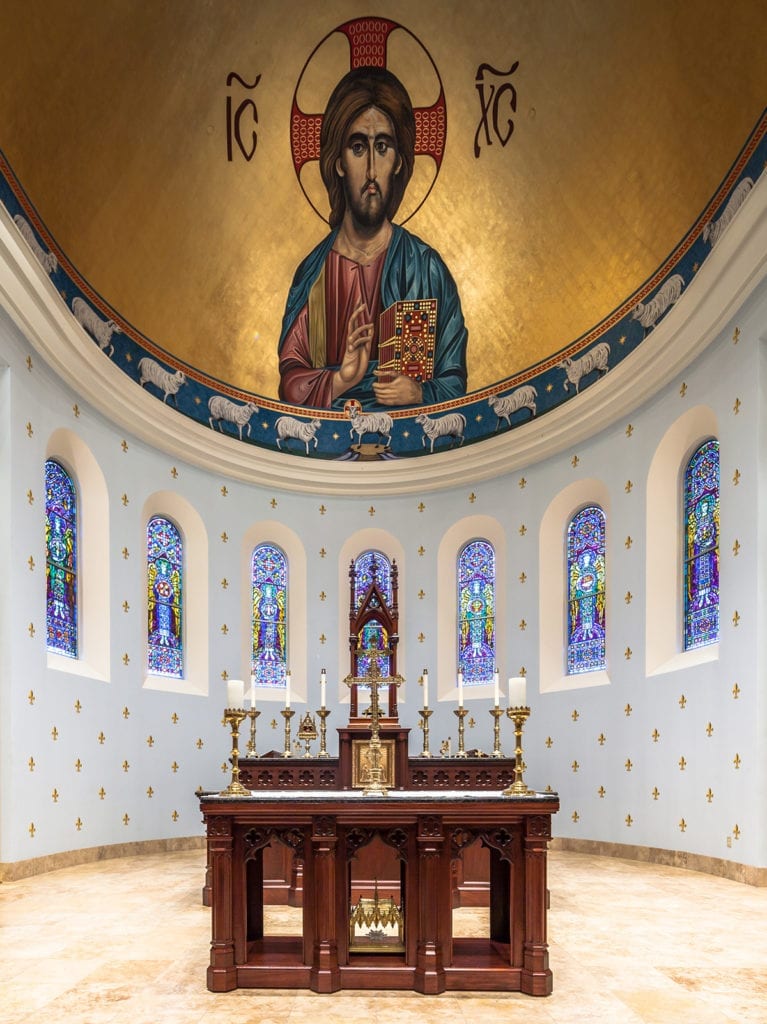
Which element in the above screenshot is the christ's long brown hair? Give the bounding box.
[320,67,416,229]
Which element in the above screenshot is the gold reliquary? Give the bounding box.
[349,882,404,953]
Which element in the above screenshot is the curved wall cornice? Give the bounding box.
[2,175,766,496]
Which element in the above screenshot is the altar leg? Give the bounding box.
[309,816,341,993]
[205,817,238,992]
[520,816,553,996]
[414,815,447,994]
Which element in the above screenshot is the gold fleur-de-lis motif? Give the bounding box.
[26,489,34,505]
[519,571,527,584]
[122,600,130,612]
[706,722,714,737]
[705,788,714,803]
[733,824,741,840]
[469,492,477,503]
[571,455,579,468]
[598,787,606,798]
[123,707,130,719]
[122,653,130,666]
[625,536,633,549]
[72,404,80,418]
[625,815,633,827]
[678,694,687,709]
[678,818,687,832]
[732,539,740,556]
[28,555,35,571]
[221,624,229,635]
[418,589,426,599]
[571,710,579,722]
[625,480,633,493]
[220,485,228,497]
[651,787,660,800]
[678,756,687,770]
[97,731,105,745]
[220,532,228,543]
[625,704,632,716]
[519,619,527,631]
[732,469,741,486]
[652,729,660,743]
[733,753,741,769]
[625,647,632,660]
[417,546,425,556]
[28,690,35,705]
[123,814,130,826]
[545,736,553,748]
[28,756,35,771]
[625,759,633,772]
[319,634,327,645]
[679,382,687,397]
[625,424,633,437]
[732,682,741,698]
[122,760,130,772]
[732,326,740,344]
[519,524,527,536]
[572,811,579,822]
[733,397,741,414]
[571,761,579,772]
[518,477,527,489]
[121,493,129,506]
[147,736,154,747]
[26,421,33,437]
[368,506,376,516]
[170,466,178,478]
[597,733,606,745]
[74,759,82,772]
[417,502,426,512]
[171,713,179,724]
[319,504,327,515]
[417,632,425,643]
[319,591,326,601]
[196,738,204,749]
[52,789,59,802]
[625,591,633,604]
[221,670,229,681]
[98,787,106,800]
[172,810,179,822]
[221,578,229,589]
[121,440,128,452]
[26,355,33,371]
[270,498,278,508]
[732,610,741,627]
[74,700,82,713]
[75,818,83,831]
[171,762,179,773]
[28,622,35,638]
[319,548,327,558]
[122,547,129,559]
[147,786,154,798]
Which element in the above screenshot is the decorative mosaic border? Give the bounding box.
[2,108,765,461]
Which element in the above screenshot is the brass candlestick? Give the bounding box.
[490,706,505,757]
[220,708,249,796]
[502,705,532,796]
[281,707,295,758]
[418,707,433,757]
[453,707,469,758]
[317,707,331,758]
[245,707,261,757]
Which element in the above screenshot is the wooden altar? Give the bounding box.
[200,790,559,995]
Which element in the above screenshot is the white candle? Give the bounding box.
[422,668,429,709]
[493,670,500,707]
[247,675,256,707]
[227,678,245,709]
[508,676,527,708]
[285,671,291,708]
[320,668,326,709]
[457,671,464,708]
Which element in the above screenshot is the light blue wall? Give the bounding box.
[0,281,765,870]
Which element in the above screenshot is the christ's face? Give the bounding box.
[336,106,402,229]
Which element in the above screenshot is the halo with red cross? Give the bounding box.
[290,17,446,225]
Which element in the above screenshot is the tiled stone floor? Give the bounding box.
[2,848,765,1023]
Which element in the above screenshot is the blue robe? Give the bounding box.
[278,223,468,410]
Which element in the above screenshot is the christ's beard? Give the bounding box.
[346,180,388,229]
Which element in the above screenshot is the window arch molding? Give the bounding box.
[337,530,406,705]
[141,491,208,695]
[646,405,719,675]
[437,515,506,703]
[539,478,611,693]
[241,521,306,704]
[45,428,109,680]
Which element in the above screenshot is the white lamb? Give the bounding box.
[275,416,322,454]
[13,214,57,274]
[631,274,685,333]
[487,385,537,429]
[71,297,121,357]
[414,412,466,453]
[703,178,754,247]
[138,357,186,405]
[558,342,611,394]
[208,396,259,440]
[348,408,393,445]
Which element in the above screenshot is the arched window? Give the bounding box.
[683,439,719,650]
[45,459,78,658]
[146,516,184,678]
[353,550,392,677]
[457,540,496,685]
[566,506,606,674]
[252,543,288,687]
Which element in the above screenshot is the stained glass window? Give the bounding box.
[683,439,719,650]
[566,506,606,674]
[458,540,496,685]
[147,516,184,678]
[354,550,392,678]
[252,543,288,687]
[45,459,78,658]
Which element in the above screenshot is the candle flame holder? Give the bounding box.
[281,707,295,758]
[316,707,331,758]
[453,707,469,758]
[489,706,505,757]
[502,705,532,796]
[220,708,250,796]
[418,707,433,757]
